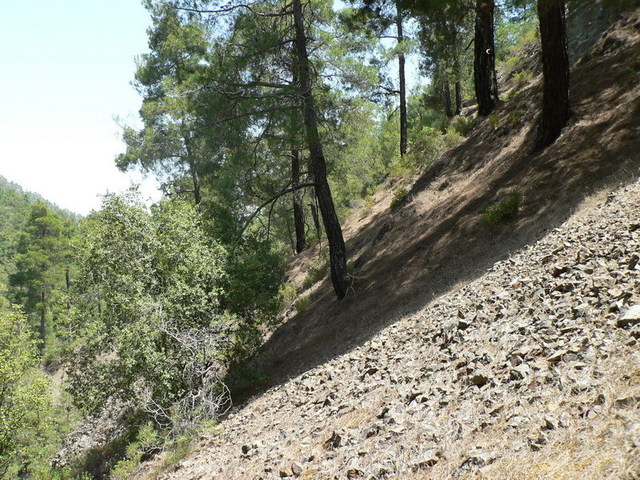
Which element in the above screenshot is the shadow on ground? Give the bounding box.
[225,14,640,407]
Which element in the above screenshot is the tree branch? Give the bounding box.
[238,182,315,240]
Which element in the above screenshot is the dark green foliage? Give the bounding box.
[64,193,230,420]
[482,191,524,224]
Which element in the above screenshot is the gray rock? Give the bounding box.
[617,305,640,327]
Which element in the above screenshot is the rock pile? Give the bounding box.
[145,180,640,479]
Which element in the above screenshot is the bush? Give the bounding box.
[0,306,51,476]
[482,191,524,225]
[390,187,409,210]
[63,194,235,435]
[449,115,476,136]
[294,295,311,313]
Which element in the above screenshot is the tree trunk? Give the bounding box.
[309,202,322,244]
[442,79,454,119]
[40,290,46,348]
[66,266,71,311]
[291,149,307,254]
[396,2,408,156]
[292,0,349,299]
[474,0,498,116]
[454,56,463,115]
[535,0,569,150]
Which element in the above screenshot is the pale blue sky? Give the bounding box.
[0,0,161,215]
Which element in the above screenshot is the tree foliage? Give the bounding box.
[0,306,50,476]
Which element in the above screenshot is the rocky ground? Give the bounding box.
[136,177,640,479]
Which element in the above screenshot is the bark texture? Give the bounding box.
[535,0,570,150]
[291,149,307,254]
[396,3,408,156]
[474,0,498,116]
[292,0,349,299]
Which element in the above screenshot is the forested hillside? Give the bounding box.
[2,0,640,479]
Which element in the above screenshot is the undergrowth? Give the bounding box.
[482,191,524,225]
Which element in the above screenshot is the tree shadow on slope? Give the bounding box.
[225,17,640,406]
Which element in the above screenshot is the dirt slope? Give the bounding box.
[140,178,640,479]
[228,6,640,401]
[133,8,640,480]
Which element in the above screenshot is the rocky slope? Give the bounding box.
[129,9,640,480]
[137,177,640,480]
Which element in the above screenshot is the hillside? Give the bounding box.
[0,175,77,286]
[128,7,640,480]
[140,171,640,480]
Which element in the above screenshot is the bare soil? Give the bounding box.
[227,6,640,403]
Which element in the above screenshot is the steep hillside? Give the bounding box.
[229,5,640,399]
[140,173,639,480]
[132,8,640,480]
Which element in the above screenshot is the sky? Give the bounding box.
[0,0,162,216]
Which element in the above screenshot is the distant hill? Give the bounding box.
[0,175,78,286]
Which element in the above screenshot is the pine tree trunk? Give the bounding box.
[40,290,46,348]
[453,34,463,116]
[66,266,71,311]
[396,3,408,156]
[292,0,349,299]
[535,0,570,150]
[443,80,454,119]
[291,149,307,254]
[474,0,498,116]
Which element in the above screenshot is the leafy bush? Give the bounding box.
[294,295,311,313]
[63,193,235,435]
[482,191,524,225]
[0,306,50,475]
[449,115,476,136]
[390,187,409,210]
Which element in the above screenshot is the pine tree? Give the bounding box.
[8,202,65,348]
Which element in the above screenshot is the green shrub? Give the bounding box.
[390,187,409,210]
[488,114,501,130]
[278,282,298,308]
[295,295,311,313]
[482,191,524,225]
[449,115,476,136]
[111,423,159,480]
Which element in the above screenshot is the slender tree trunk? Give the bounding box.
[309,202,322,244]
[189,165,202,206]
[535,0,569,150]
[291,149,307,254]
[396,2,408,156]
[66,266,71,311]
[454,56,463,115]
[292,0,349,299]
[40,290,46,348]
[474,0,498,116]
[442,80,454,119]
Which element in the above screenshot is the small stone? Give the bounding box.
[279,467,292,477]
[413,450,440,470]
[346,468,364,478]
[291,462,303,476]
[542,416,556,430]
[617,305,640,328]
[324,431,342,450]
[470,371,490,387]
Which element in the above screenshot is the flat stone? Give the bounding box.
[617,305,640,327]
